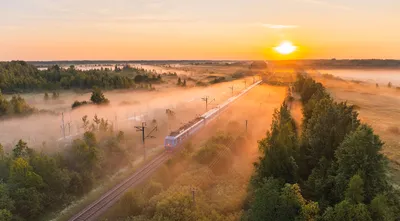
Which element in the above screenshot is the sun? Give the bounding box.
[274,41,297,55]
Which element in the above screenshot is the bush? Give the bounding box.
[231,72,245,79]
[117,190,145,217]
[209,77,226,84]
[322,73,343,81]
[71,100,88,109]
[0,92,36,117]
[194,144,223,165]
[195,81,208,87]
[145,181,163,198]
[90,88,109,104]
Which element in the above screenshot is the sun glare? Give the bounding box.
[274,41,297,55]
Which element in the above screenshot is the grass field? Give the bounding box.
[315,74,400,188]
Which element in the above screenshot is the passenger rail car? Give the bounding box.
[164,80,262,151]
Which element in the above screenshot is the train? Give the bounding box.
[164,80,262,151]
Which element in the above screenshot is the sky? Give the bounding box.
[1,0,399,60]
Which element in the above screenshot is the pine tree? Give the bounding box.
[345,174,364,204]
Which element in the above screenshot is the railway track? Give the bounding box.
[69,79,263,221]
[68,152,170,221]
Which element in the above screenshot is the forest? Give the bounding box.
[0,115,138,221]
[0,61,161,93]
[243,73,400,220]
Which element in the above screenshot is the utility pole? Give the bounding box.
[135,122,146,159]
[191,187,196,207]
[201,96,215,111]
[66,113,71,136]
[135,122,158,160]
[61,112,66,139]
[245,120,248,133]
[115,115,118,131]
[243,80,247,89]
[229,85,234,96]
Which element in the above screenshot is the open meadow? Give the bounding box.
[313,72,400,187]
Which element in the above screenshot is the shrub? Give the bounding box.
[90,88,109,104]
[196,81,208,87]
[209,77,226,84]
[232,72,245,79]
[71,100,88,109]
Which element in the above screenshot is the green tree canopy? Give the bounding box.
[12,187,43,220]
[370,194,398,221]
[345,174,364,204]
[0,183,15,212]
[253,104,299,186]
[90,87,109,104]
[247,178,319,221]
[322,200,372,221]
[335,124,388,202]
[0,209,12,221]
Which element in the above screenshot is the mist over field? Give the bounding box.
[1,0,400,219]
[318,69,400,85]
[0,77,254,149]
[1,59,400,221]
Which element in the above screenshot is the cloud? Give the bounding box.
[297,0,351,10]
[262,24,299,29]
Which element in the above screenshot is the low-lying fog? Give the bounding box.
[38,63,190,76]
[318,69,400,86]
[0,78,253,149]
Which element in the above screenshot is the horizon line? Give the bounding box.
[3,58,400,63]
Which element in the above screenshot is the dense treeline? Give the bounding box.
[0,61,161,93]
[0,90,36,117]
[244,73,400,220]
[0,116,134,220]
[29,60,229,66]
